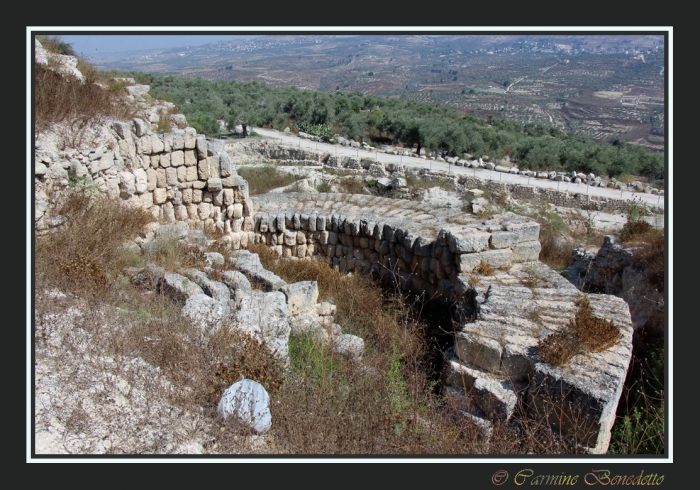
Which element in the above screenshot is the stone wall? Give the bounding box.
[455,176,663,214]
[225,141,663,215]
[34,118,254,238]
[249,193,542,300]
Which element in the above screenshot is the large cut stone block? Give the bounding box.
[447,229,491,253]
[456,249,513,273]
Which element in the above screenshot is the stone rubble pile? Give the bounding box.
[124,227,365,366]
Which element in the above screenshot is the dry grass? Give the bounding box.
[34,62,136,133]
[619,215,665,294]
[236,165,299,194]
[36,35,76,56]
[35,188,155,298]
[337,175,366,195]
[536,296,621,367]
[473,261,494,276]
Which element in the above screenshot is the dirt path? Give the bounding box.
[246,128,665,210]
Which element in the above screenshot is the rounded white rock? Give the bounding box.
[218,379,272,434]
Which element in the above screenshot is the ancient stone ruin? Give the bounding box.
[34,107,637,454]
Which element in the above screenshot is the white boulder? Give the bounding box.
[218,379,272,434]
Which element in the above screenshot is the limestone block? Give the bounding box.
[133,168,148,194]
[198,202,211,220]
[172,131,185,150]
[153,188,167,204]
[195,135,208,160]
[185,166,197,182]
[219,151,233,177]
[184,127,197,149]
[209,156,221,179]
[512,241,542,262]
[276,213,286,232]
[165,167,178,186]
[184,149,197,167]
[283,229,297,246]
[160,152,170,168]
[208,178,223,192]
[316,214,326,232]
[162,133,173,152]
[212,190,224,207]
[447,229,491,253]
[222,189,234,206]
[222,174,246,188]
[139,192,153,209]
[504,222,540,243]
[197,159,209,180]
[171,150,185,167]
[140,135,152,154]
[174,204,188,221]
[163,201,175,222]
[151,134,164,153]
[119,171,136,197]
[145,168,158,191]
[454,331,502,373]
[456,249,513,273]
[176,166,187,182]
[154,168,166,188]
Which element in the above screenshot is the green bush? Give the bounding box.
[609,350,664,454]
[291,122,335,141]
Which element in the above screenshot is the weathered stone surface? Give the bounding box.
[158,272,204,302]
[153,221,189,244]
[332,333,364,360]
[448,282,633,454]
[180,268,230,303]
[511,241,542,262]
[567,235,664,338]
[280,281,319,316]
[130,263,165,290]
[218,379,272,434]
[456,249,513,273]
[233,290,291,364]
[442,348,522,421]
[228,250,287,291]
[221,270,253,306]
[181,293,232,332]
[447,229,491,253]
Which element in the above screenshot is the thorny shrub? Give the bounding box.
[536,296,621,367]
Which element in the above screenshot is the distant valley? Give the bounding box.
[95,34,665,150]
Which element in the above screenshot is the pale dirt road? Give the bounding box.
[246,128,665,211]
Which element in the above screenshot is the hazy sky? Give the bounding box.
[58,35,261,57]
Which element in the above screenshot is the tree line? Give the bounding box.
[123,72,664,180]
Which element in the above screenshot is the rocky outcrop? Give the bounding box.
[441,262,634,454]
[568,235,664,340]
